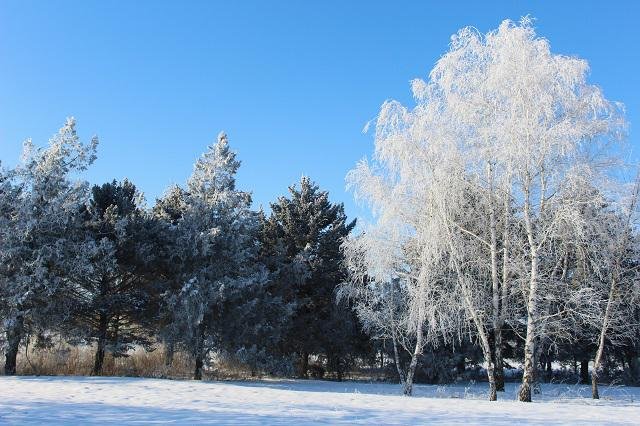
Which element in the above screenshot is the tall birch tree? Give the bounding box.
[346,17,626,401]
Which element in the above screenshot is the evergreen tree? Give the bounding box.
[0,163,20,362]
[0,118,97,375]
[151,185,190,367]
[261,176,360,377]
[64,179,161,375]
[159,132,263,380]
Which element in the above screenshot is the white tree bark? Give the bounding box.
[519,178,539,402]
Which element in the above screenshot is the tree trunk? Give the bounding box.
[497,184,511,393]
[518,264,538,401]
[165,341,175,367]
[469,303,498,401]
[625,351,639,385]
[403,332,422,396]
[580,359,589,384]
[471,310,498,401]
[494,326,505,392]
[193,322,206,380]
[92,313,108,376]
[591,370,600,399]
[488,163,505,394]
[391,334,406,390]
[4,316,24,376]
[532,338,544,394]
[519,183,539,403]
[487,363,498,402]
[336,357,344,382]
[592,277,618,399]
[592,350,603,400]
[300,352,309,378]
[194,355,203,380]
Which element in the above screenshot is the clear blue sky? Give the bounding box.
[1,1,638,220]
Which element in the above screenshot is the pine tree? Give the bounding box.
[0,163,20,364]
[64,179,161,375]
[152,185,190,367]
[159,132,262,380]
[0,118,97,375]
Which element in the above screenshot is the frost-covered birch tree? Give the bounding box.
[344,115,462,396]
[346,17,626,401]
[426,18,626,401]
[341,233,428,396]
[581,177,640,399]
[458,19,624,402]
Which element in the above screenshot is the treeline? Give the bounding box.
[0,115,639,399]
[0,122,367,380]
[2,21,640,402]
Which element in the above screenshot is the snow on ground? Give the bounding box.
[1,376,639,425]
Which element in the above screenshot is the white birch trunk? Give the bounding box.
[403,330,423,396]
[592,276,616,399]
[519,178,539,402]
[487,164,504,395]
[391,334,406,390]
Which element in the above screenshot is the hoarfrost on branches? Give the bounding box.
[343,17,633,401]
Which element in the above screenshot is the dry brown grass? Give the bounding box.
[5,343,193,379]
[2,341,266,380]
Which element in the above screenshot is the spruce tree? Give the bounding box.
[261,176,361,377]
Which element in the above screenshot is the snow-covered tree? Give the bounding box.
[339,238,418,394]
[0,118,97,375]
[343,168,462,396]
[64,179,161,375]
[442,19,624,402]
[579,177,640,398]
[152,184,190,367]
[0,163,20,361]
[346,18,627,401]
[159,132,263,380]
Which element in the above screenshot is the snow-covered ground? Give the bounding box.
[1,376,639,425]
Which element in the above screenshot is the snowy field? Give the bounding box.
[1,377,639,425]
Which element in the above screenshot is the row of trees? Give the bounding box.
[1,18,639,405]
[0,122,367,380]
[340,18,640,402]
